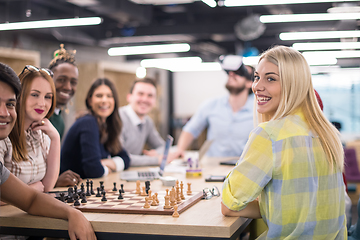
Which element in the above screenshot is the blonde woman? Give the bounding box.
[221,46,346,239]
[0,65,60,193]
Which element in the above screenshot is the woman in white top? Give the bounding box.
[0,65,60,192]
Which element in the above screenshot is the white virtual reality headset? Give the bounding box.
[219,55,253,80]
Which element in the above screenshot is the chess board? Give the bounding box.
[54,189,203,215]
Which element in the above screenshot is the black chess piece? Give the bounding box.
[112,182,117,191]
[101,191,107,202]
[73,194,81,206]
[120,184,125,193]
[81,192,87,203]
[59,192,65,202]
[96,187,101,197]
[90,180,95,195]
[145,181,150,194]
[74,184,78,194]
[86,180,91,196]
[80,183,85,194]
[118,189,123,200]
[67,187,74,203]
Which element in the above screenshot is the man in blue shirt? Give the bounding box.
[169,55,254,159]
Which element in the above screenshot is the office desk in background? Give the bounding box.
[0,156,250,240]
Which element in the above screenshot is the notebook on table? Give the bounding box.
[120,135,173,181]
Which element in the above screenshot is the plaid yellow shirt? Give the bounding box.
[222,111,347,240]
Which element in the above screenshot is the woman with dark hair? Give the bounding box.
[0,65,61,193]
[60,78,130,178]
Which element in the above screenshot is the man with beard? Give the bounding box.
[169,55,254,160]
[119,78,165,166]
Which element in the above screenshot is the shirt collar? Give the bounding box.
[123,105,144,126]
[54,107,61,115]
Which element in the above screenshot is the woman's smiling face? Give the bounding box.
[88,84,115,122]
[252,58,281,118]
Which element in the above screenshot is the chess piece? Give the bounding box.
[59,192,65,202]
[90,180,95,195]
[180,181,185,200]
[164,189,171,209]
[112,182,117,191]
[81,192,87,204]
[135,180,141,194]
[80,183,85,194]
[101,191,107,202]
[172,205,179,218]
[73,193,80,206]
[141,186,147,196]
[67,188,74,203]
[86,179,91,196]
[187,183,192,195]
[96,187,101,197]
[100,181,105,192]
[176,185,181,204]
[151,195,158,206]
[143,197,150,208]
[120,184,125,193]
[145,181,150,194]
[155,192,159,204]
[118,190,124,200]
[148,190,152,199]
[170,188,176,207]
[74,185,78,194]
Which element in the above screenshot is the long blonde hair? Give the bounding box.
[255,46,344,171]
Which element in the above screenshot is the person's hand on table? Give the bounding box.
[167,150,185,163]
[143,149,159,157]
[56,170,82,187]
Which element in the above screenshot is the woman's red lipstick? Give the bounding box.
[35,109,44,114]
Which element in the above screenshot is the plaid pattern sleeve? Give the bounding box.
[222,112,347,239]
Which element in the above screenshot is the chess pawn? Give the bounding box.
[143,197,150,208]
[141,186,147,196]
[148,190,152,199]
[187,183,192,195]
[172,205,179,218]
[163,195,171,209]
[151,195,158,206]
[135,180,141,194]
[155,192,159,204]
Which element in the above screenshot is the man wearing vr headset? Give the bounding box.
[169,55,254,160]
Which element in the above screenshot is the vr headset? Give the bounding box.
[219,55,252,80]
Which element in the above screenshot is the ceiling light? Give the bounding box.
[302,50,360,59]
[168,62,222,72]
[108,43,190,56]
[140,57,202,69]
[280,30,360,40]
[293,42,360,51]
[260,13,360,23]
[202,0,217,7]
[0,17,102,31]
[304,56,337,65]
[136,67,147,78]
[224,0,359,7]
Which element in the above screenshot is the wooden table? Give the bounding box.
[0,156,251,239]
